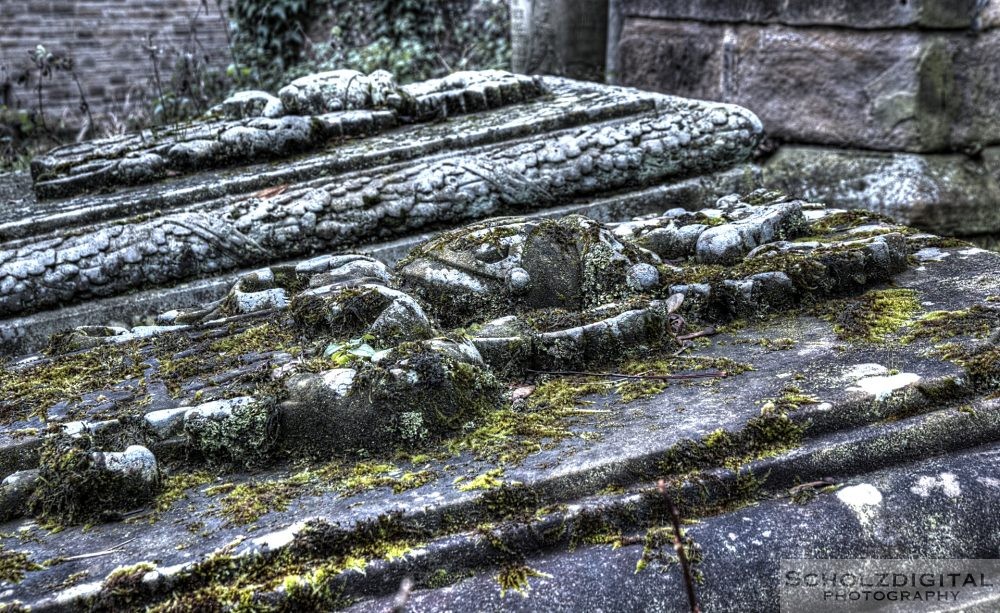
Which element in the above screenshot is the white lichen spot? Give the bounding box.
[251,520,308,552]
[977,476,1000,488]
[321,368,357,397]
[848,373,921,401]
[913,247,950,262]
[837,483,883,527]
[910,472,961,499]
[727,532,738,541]
[761,530,772,538]
[843,363,888,380]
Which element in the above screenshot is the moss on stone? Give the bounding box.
[808,210,898,235]
[660,391,807,475]
[210,477,307,525]
[0,545,41,583]
[634,527,702,576]
[0,343,147,423]
[957,348,1000,390]
[903,305,999,343]
[96,562,155,607]
[209,322,297,357]
[27,435,159,527]
[814,288,922,343]
[445,378,601,465]
[458,468,506,492]
[152,471,215,515]
[184,398,279,468]
[496,563,551,597]
[334,461,435,496]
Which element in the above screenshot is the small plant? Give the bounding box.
[27,45,94,138]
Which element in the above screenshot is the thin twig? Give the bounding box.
[61,537,137,561]
[785,478,840,497]
[676,327,717,341]
[659,480,701,613]
[526,369,726,381]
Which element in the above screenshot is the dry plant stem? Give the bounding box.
[525,369,726,381]
[659,479,701,613]
[676,327,717,341]
[61,537,137,561]
[787,479,839,496]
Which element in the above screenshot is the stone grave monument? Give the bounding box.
[0,70,997,611]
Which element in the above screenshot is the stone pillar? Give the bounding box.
[511,0,609,81]
[610,0,1000,242]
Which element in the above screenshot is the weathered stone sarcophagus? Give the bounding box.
[1,69,761,356]
[1,71,998,611]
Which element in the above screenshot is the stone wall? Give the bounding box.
[0,0,231,124]
[606,0,1000,240]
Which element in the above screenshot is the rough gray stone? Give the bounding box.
[398,214,662,326]
[29,70,545,200]
[278,69,399,115]
[618,0,991,29]
[211,90,284,120]
[616,22,1000,152]
[762,146,1000,236]
[3,85,761,320]
[4,226,997,610]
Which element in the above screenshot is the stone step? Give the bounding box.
[3,225,997,609]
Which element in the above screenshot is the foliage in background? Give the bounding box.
[228,0,312,90]
[233,0,511,90]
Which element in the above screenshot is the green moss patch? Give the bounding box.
[0,343,147,423]
[152,471,216,516]
[0,545,42,583]
[496,564,551,597]
[185,399,279,468]
[28,435,159,527]
[814,288,922,342]
[904,305,1000,343]
[659,387,812,475]
[808,210,897,235]
[209,322,298,357]
[137,514,422,612]
[446,355,751,466]
[207,461,437,525]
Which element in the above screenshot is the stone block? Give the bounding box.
[762,146,1000,235]
[618,0,992,29]
[617,20,1000,152]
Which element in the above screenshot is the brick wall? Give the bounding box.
[0,0,231,125]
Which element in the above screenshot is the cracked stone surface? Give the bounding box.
[1,70,997,612]
[1,187,998,610]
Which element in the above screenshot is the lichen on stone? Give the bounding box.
[814,288,922,343]
[28,435,160,526]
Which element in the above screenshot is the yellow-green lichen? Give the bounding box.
[458,468,506,492]
[0,545,41,583]
[634,526,703,577]
[808,210,897,235]
[815,288,922,343]
[209,322,298,357]
[496,564,551,597]
[152,471,215,515]
[208,476,307,525]
[0,343,147,423]
[903,305,999,343]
